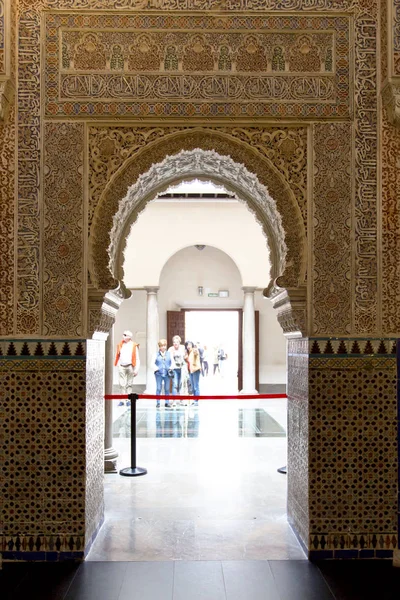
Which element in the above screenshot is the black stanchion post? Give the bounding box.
[119,393,147,477]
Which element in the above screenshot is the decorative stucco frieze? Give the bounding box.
[43,11,352,121]
[382,79,400,126]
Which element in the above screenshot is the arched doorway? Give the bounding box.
[88,142,308,556]
[91,183,295,560]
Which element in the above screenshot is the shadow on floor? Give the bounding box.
[1,559,400,600]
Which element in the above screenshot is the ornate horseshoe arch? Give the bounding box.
[88,128,308,337]
[109,152,285,285]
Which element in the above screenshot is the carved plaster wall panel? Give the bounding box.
[381,0,389,83]
[43,12,351,120]
[43,0,352,7]
[382,109,400,332]
[88,127,307,295]
[381,2,400,128]
[0,1,15,335]
[0,1,4,74]
[0,104,15,336]
[394,0,400,75]
[88,125,307,232]
[17,9,41,334]
[354,6,378,333]
[0,1,16,123]
[88,284,129,339]
[43,123,85,336]
[14,1,379,343]
[313,123,352,335]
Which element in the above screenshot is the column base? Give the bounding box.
[104,447,119,473]
[239,389,259,395]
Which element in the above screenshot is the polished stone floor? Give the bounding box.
[3,559,400,599]
[87,397,306,562]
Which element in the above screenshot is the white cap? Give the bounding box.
[123,330,133,337]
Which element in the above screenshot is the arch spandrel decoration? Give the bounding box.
[109,150,286,284]
[89,129,306,274]
[88,129,308,336]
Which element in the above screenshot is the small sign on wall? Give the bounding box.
[207,291,230,297]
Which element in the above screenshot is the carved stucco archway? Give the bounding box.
[109,150,285,284]
[88,129,308,337]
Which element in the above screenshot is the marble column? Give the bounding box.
[144,286,159,394]
[240,286,258,394]
[104,326,119,473]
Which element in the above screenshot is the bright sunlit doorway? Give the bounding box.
[185,310,239,395]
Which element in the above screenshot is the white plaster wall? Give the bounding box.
[123,200,271,288]
[255,291,287,385]
[115,245,286,386]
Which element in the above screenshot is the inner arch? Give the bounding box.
[108,149,287,286]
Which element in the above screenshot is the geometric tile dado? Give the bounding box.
[310,338,397,356]
[0,340,99,562]
[307,338,398,558]
[0,339,86,357]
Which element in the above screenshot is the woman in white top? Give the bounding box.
[168,335,186,397]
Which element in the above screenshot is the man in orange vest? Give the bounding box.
[114,330,140,406]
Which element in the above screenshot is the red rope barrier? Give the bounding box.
[105,393,287,400]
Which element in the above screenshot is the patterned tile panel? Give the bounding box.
[85,340,105,547]
[0,342,88,559]
[287,338,309,548]
[308,339,398,553]
[309,338,396,355]
[0,339,86,357]
[43,12,352,120]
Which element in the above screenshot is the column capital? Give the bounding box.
[143,286,160,294]
[242,286,257,294]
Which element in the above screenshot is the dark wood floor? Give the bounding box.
[1,559,400,600]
